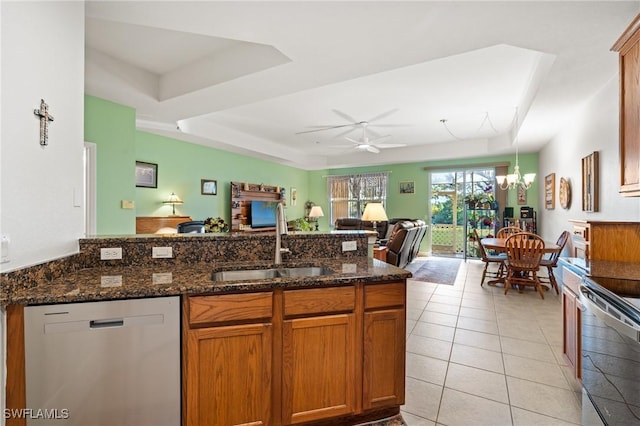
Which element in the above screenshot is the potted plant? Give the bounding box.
[465,194,479,209]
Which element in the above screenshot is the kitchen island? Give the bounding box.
[2,232,410,426]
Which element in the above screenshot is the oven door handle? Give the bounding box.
[580,285,640,343]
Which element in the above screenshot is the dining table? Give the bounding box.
[480,237,561,287]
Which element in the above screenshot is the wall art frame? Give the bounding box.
[544,173,555,209]
[201,179,217,195]
[399,181,415,194]
[135,161,157,188]
[582,151,599,212]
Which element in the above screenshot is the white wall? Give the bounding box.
[538,75,640,246]
[1,1,85,272]
[1,3,85,423]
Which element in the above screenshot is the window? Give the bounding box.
[327,172,388,225]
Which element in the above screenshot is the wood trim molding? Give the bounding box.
[423,161,510,171]
[612,13,640,53]
[6,305,26,426]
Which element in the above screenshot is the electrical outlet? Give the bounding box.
[152,247,173,258]
[1,235,9,264]
[342,241,357,251]
[152,272,173,284]
[100,275,123,287]
[100,247,122,260]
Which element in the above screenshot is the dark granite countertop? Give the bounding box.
[3,257,411,306]
[560,257,640,281]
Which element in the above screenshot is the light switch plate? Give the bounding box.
[121,200,135,209]
[342,241,357,251]
[152,247,173,258]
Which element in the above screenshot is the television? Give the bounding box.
[251,200,278,228]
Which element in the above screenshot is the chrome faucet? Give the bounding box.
[275,202,290,264]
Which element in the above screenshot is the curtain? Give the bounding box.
[327,172,389,224]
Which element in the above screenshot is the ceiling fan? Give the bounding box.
[295,108,407,138]
[337,122,407,154]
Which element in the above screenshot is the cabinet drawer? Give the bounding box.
[572,225,589,242]
[284,286,355,317]
[189,292,273,326]
[365,282,405,309]
[562,267,582,295]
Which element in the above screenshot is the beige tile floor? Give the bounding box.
[400,258,583,426]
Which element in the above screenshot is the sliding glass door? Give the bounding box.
[429,168,498,259]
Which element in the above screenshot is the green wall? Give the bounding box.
[85,95,309,234]
[84,96,137,234]
[85,94,538,239]
[135,131,309,223]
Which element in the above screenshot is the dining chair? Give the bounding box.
[504,232,546,299]
[496,226,522,238]
[539,230,570,294]
[474,229,506,286]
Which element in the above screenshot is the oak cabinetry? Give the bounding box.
[363,283,406,410]
[183,281,406,425]
[561,267,582,380]
[569,220,640,266]
[613,14,640,196]
[282,286,357,424]
[184,293,274,426]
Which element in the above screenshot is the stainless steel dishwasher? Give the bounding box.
[24,296,180,425]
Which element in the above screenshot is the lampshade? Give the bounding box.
[362,203,388,222]
[308,206,324,218]
[163,192,183,216]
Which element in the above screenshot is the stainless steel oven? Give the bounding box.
[580,277,640,425]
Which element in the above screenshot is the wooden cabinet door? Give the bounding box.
[614,15,640,196]
[185,323,272,426]
[363,308,405,410]
[282,314,356,424]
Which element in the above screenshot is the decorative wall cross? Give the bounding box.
[34,99,54,146]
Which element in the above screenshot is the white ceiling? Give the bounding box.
[84,1,640,170]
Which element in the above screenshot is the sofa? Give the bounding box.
[334,217,389,241]
[335,217,427,268]
[383,219,428,268]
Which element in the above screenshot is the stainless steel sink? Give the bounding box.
[276,266,333,278]
[212,266,333,281]
[212,268,279,281]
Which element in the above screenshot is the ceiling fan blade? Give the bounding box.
[374,143,407,149]
[366,145,381,154]
[333,126,359,139]
[367,108,399,123]
[345,137,361,145]
[295,123,357,135]
[332,109,360,124]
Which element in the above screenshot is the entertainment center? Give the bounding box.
[230,181,284,232]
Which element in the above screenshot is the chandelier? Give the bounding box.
[495,109,535,190]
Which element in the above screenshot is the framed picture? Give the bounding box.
[399,181,415,194]
[517,185,527,205]
[291,187,297,206]
[201,179,217,195]
[582,151,599,212]
[135,161,157,188]
[544,173,555,209]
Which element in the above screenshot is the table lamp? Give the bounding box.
[362,202,388,237]
[308,206,324,231]
[163,192,183,216]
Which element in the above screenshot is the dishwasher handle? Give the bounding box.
[580,284,640,343]
[90,318,124,329]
